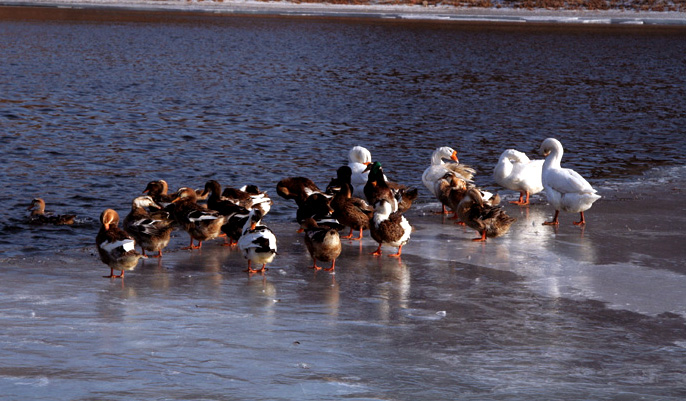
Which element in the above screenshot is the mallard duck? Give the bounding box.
[369,199,412,257]
[329,172,374,240]
[123,196,174,258]
[97,209,143,278]
[238,209,277,274]
[170,187,228,250]
[142,179,175,206]
[422,147,476,213]
[434,173,469,220]
[539,138,601,226]
[300,218,342,271]
[276,177,328,205]
[200,180,252,246]
[296,193,343,231]
[493,149,544,206]
[363,162,398,212]
[27,198,75,225]
[457,187,516,242]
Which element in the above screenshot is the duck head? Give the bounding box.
[100,209,120,230]
[172,187,198,203]
[27,198,46,215]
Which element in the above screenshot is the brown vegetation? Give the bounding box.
[250,0,685,12]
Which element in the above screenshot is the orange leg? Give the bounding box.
[573,212,587,226]
[324,259,336,272]
[104,268,124,278]
[371,244,382,256]
[245,261,268,274]
[543,210,560,226]
[309,259,322,271]
[388,245,403,257]
[471,231,487,242]
[510,191,531,206]
[182,237,202,250]
[352,228,364,240]
[150,250,162,258]
[433,205,451,215]
[341,228,354,240]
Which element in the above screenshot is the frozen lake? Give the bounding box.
[1,7,686,399]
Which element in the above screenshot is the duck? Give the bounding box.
[422,147,476,213]
[296,193,343,231]
[369,199,412,257]
[200,180,253,246]
[434,172,469,221]
[123,196,174,258]
[238,209,277,274]
[493,149,544,206]
[27,198,76,225]
[96,209,143,278]
[142,179,175,206]
[329,170,374,240]
[169,187,228,250]
[300,218,342,271]
[457,187,516,242]
[539,138,601,226]
[233,184,272,216]
[276,177,328,205]
[363,161,398,212]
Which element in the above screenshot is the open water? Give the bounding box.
[1,9,686,400]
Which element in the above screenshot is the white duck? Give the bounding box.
[493,149,544,206]
[238,209,277,274]
[422,147,476,213]
[539,138,601,226]
[348,146,387,198]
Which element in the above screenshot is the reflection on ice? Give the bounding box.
[407,200,685,317]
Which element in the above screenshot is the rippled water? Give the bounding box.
[1,9,686,400]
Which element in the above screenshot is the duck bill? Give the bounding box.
[451,151,459,162]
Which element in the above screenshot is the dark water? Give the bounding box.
[1,10,686,400]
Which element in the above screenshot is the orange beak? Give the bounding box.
[451,151,459,162]
[250,222,257,230]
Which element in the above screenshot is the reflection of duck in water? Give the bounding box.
[27,198,75,225]
[539,138,601,226]
[97,209,143,278]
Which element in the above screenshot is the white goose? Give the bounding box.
[422,147,476,213]
[539,138,601,226]
[348,146,378,198]
[493,149,544,206]
[238,209,277,274]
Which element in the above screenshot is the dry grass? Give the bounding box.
[243,0,685,11]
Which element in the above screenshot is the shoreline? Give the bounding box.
[2,0,686,26]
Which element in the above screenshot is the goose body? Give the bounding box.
[97,209,143,278]
[238,209,277,274]
[300,218,342,271]
[493,149,544,205]
[539,138,601,226]
[457,188,516,242]
[369,199,412,257]
[348,146,375,198]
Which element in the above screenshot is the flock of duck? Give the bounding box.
[29,137,601,279]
